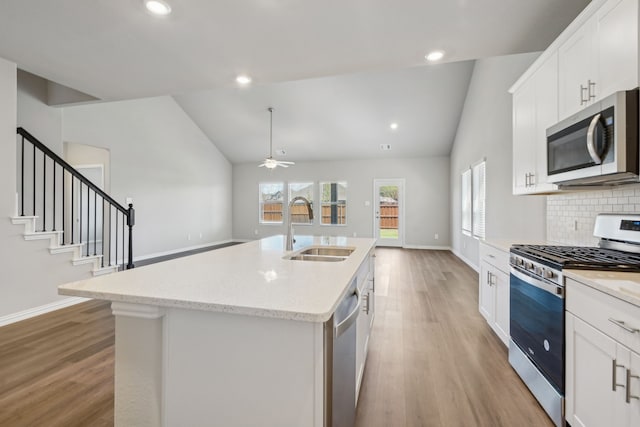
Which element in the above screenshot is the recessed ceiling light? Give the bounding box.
[425,50,445,62]
[236,75,252,86]
[145,0,171,16]
[390,122,398,130]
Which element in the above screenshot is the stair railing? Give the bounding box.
[16,127,135,270]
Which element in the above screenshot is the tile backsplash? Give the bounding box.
[547,184,640,246]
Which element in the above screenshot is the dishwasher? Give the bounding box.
[324,277,360,427]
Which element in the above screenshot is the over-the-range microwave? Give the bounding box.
[546,88,639,186]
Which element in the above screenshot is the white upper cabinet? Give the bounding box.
[512,52,559,195]
[559,0,638,120]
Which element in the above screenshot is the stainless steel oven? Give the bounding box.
[546,88,638,186]
[509,257,565,427]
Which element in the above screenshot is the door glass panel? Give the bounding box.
[378,185,399,240]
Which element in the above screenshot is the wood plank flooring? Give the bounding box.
[355,248,553,427]
[0,248,553,426]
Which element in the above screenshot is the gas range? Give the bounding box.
[508,213,640,427]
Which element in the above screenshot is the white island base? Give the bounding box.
[59,236,376,427]
[113,302,325,427]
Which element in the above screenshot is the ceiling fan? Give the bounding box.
[259,107,295,169]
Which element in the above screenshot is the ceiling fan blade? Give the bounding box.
[278,161,295,165]
[279,164,289,168]
[258,163,266,167]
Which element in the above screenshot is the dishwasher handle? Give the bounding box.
[334,290,361,338]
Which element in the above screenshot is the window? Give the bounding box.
[461,160,486,239]
[461,169,472,236]
[288,182,314,225]
[259,183,284,224]
[472,161,486,239]
[320,181,347,225]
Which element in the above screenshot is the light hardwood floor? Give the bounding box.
[0,248,553,426]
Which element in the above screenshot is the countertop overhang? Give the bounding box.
[58,235,376,322]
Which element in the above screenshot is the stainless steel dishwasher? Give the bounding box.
[324,277,360,427]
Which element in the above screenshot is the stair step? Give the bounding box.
[24,231,63,242]
[72,254,102,266]
[11,216,38,233]
[93,265,120,276]
[49,243,84,255]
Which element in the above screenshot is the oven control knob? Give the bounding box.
[544,270,555,279]
[534,266,543,276]
[515,258,524,267]
[525,262,533,270]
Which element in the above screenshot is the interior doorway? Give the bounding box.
[374,179,404,247]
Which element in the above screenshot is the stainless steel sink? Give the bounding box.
[299,247,355,257]
[284,246,355,262]
[287,254,347,262]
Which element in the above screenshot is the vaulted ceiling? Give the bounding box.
[0,0,591,162]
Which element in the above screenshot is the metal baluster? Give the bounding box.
[94,191,97,256]
[115,212,119,268]
[108,205,112,266]
[86,186,90,257]
[79,182,83,249]
[52,164,56,231]
[42,153,46,231]
[101,199,105,267]
[71,177,75,244]
[20,135,24,216]
[62,170,65,245]
[32,143,35,219]
[122,215,125,270]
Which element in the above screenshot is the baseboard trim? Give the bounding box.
[133,239,235,262]
[0,296,89,327]
[402,244,451,250]
[451,248,480,272]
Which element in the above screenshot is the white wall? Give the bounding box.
[0,68,233,319]
[450,53,547,269]
[232,157,450,248]
[63,97,233,257]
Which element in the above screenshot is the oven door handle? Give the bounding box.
[511,267,564,298]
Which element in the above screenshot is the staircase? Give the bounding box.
[12,127,135,276]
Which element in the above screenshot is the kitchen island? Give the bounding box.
[59,235,376,427]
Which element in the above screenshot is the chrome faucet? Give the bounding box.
[286,196,314,251]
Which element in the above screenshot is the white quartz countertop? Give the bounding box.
[59,235,376,322]
[482,238,556,253]
[564,269,640,308]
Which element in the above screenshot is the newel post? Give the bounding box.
[127,203,135,269]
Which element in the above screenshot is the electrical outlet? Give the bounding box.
[352,232,357,237]
[188,234,191,241]
[126,197,133,205]
[254,229,259,235]
[199,232,203,239]
[434,233,439,240]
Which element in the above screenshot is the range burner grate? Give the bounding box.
[511,244,640,271]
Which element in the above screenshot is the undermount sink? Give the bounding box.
[284,246,355,262]
[299,247,355,257]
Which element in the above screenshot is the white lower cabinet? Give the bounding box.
[566,278,640,427]
[478,242,510,346]
[356,249,375,402]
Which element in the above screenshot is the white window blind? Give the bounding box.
[472,161,486,239]
[461,169,472,235]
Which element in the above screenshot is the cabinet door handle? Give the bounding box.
[580,84,588,105]
[608,318,640,334]
[529,173,535,186]
[588,79,596,100]
[613,359,626,391]
[626,369,640,403]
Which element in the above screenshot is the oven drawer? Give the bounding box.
[566,278,640,355]
[480,242,509,273]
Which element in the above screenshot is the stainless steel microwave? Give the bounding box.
[546,88,639,186]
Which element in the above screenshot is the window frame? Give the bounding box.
[319,181,348,226]
[288,182,315,226]
[258,182,285,225]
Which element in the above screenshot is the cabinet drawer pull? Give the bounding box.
[588,79,596,100]
[608,318,640,334]
[488,254,495,258]
[580,84,588,105]
[613,359,626,391]
[626,369,640,403]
